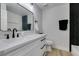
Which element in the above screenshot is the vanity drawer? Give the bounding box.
[40,38,47,55]
[41,44,47,56]
[24,41,46,56]
[24,42,42,56]
[41,39,46,47]
[5,39,41,56]
[26,38,47,56]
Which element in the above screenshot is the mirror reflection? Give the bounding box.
[6,3,34,31]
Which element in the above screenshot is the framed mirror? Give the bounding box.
[6,3,34,31]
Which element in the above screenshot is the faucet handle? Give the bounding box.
[4,34,9,39]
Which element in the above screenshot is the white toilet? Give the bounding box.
[46,40,53,52]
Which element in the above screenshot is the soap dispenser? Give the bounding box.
[7,34,9,39]
[17,33,19,37]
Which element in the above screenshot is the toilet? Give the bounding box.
[46,40,53,52]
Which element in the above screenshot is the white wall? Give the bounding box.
[42,4,69,51]
[7,11,22,30]
[1,3,7,31]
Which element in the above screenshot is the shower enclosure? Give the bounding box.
[70,3,79,55]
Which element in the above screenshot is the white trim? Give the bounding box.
[54,46,69,52]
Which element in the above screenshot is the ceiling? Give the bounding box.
[36,3,67,9]
[36,3,48,8]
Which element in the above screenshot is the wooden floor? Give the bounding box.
[47,48,72,56]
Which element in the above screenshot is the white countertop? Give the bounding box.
[0,34,46,55]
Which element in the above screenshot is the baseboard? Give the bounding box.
[53,46,69,52]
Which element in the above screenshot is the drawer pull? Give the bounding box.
[41,44,46,49]
[41,38,46,41]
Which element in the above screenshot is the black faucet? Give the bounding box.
[12,28,17,38]
[5,28,12,39]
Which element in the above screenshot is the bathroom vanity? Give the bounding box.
[0,33,47,56]
[0,3,47,56]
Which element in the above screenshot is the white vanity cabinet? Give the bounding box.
[26,38,47,56]
[4,34,47,56]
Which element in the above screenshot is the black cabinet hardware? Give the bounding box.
[41,44,46,49]
[41,38,46,41]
